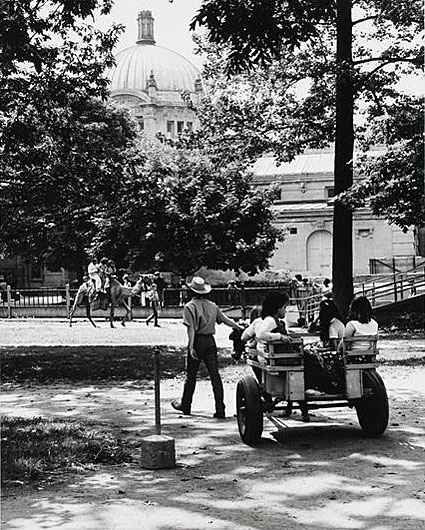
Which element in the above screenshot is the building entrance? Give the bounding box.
[306,230,332,276]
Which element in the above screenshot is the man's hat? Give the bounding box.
[187,276,211,294]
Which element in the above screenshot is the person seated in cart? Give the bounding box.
[340,296,378,358]
[241,292,309,420]
[305,298,346,394]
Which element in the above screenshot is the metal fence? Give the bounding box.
[5,269,421,320]
[0,284,295,316]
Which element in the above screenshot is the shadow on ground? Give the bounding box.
[2,359,425,530]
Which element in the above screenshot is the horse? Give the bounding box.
[69,277,143,328]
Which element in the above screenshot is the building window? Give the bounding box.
[186,122,193,130]
[167,120,175,136]
[177,121,184,134]
[137,117,144,130]
[289,227,298,235]
[325,186,335,198]
[356,228,373,239]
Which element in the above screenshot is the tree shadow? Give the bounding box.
[2,367,425,530]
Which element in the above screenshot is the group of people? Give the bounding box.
[170,275,378,423]
[87,257,116,296]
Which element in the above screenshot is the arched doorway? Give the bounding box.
[306,230,332,276]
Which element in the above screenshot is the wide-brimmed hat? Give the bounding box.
[187,276,211,294]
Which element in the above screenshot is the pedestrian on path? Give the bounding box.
[145,283,160,327]
[171,276,244,419]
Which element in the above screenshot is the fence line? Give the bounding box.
[2,266,423,320]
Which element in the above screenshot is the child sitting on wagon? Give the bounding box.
[304,298,346,394]
[340,296,378,362]
[240,292,309,420]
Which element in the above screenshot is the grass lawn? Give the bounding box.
[1,416,132,489]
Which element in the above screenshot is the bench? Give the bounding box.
[342,335,379,399]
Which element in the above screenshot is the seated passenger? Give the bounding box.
[305,299,345,394]
[343,295,378,353]
[255,291,293,351]
[243,292,308,419]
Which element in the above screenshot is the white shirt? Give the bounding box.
[88,262,99,276]
[345,318,379,350]
[329,318,345,340]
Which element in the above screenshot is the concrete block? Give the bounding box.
[140,434,176,469]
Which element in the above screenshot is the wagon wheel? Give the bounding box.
[355,370,389,437]
[236,376,263,445]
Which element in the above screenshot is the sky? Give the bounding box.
[96,0,203,66]
[95,1,423,95]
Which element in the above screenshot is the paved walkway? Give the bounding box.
[0,318,424,361]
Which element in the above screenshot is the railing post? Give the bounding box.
[65,284,71,315]
[400,275,404,300]
[6,285,12,319]
[372,282,375,306]
[393,271,398,303]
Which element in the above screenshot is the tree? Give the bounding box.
[0,0,281,278]
[0,0,128,276]
[191,0,423,316]
[176,36,334,168]
[91,137,281,276]
[340,95,424,231]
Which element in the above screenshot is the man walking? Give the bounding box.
[171,276,244,419]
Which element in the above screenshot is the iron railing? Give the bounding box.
[1,266,423,319]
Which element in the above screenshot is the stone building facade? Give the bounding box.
[253,150,418,277]
[107,10,202,138]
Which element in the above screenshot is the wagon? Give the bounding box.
[236,335,389,445]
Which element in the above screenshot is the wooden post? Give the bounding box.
[65,284,71,315]
[6,285,12,319]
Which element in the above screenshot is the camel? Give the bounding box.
[69,277,143,328]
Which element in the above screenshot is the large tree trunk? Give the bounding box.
[333,0,354,318]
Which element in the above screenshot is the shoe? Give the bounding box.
[213,411,225,419]
[146,320,149,326]
[171,400,190,415]
[154,324,161,327]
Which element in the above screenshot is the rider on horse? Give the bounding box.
[88,257,102,294]
[99,257,116,292]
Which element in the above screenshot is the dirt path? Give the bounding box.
[2,362,425,530]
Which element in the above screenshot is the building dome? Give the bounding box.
[109,44,201,94]
[108,10,200,95]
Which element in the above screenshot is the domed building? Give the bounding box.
[108,10,203,137]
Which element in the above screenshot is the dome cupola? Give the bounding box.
[108,10,201,94]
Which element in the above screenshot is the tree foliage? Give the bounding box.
[341,96,425,231]
[0,0,128,272]
[91,137,281,275]
[191,0,423,314]
[176,36,335,167]
[1,0,281,278]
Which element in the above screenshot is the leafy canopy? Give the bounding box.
[91,137,282,275]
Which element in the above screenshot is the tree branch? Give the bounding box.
[353,56,419,66]
[352,15,378,26]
